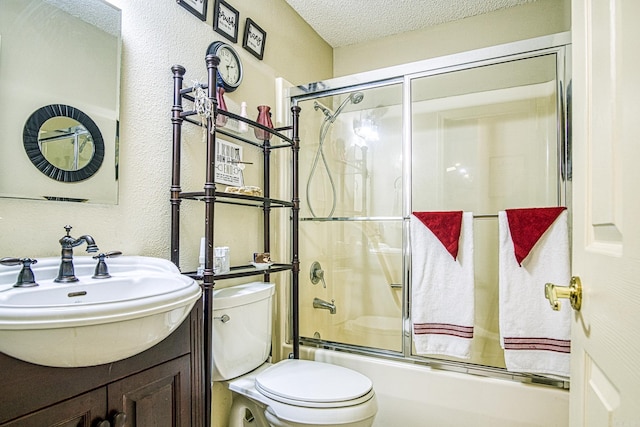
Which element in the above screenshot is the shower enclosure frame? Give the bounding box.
[288,31,572,386]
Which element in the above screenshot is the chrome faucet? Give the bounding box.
[313,297,336,315]
[55,225,99,283]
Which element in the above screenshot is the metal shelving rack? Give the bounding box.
[171,55,300,427]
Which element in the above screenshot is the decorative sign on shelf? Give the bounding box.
[213,0,239,43]
[242,18,267,60]
[215,139,244,186]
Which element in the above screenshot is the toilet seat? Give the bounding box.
[255,359,374,408]
[228,360,378,426]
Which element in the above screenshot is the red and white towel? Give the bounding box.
[411,211,474,359]
[498,207,571,377]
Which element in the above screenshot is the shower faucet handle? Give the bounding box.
[310,261,326,288]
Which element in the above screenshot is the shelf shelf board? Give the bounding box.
[300,216,404,222]
[178,106,294,146]
[185,263,293,281]
[179,191,293,208]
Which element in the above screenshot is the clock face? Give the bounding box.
[216,45,242,92]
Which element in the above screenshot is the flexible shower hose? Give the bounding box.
[306,117,337,218]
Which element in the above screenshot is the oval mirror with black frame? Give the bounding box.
[23,104,105,183]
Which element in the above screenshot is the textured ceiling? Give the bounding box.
[284,0,536,47]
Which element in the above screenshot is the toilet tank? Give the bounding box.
[211,282,275,381]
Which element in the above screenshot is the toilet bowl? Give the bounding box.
[212,282,377,427]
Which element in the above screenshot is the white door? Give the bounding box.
[570,0,640,424]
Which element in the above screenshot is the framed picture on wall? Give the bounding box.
[176,0,207,21]
[242,18,266,60]
[213,0,239,42]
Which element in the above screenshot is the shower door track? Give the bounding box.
[299,337,570,389]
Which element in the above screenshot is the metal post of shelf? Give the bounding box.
[170,65,185,267]
[291,105,301,359]
[202,54,220,427]
[263,134,271,283]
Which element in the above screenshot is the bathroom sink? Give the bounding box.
[0,256,201,367]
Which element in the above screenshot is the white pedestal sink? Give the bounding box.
[0,256,201,367]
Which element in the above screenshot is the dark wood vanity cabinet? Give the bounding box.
[0,304,204,427]
[107,355,191,427]
[1,389,107,427]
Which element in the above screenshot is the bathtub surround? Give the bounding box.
[294,29,570,425]
[411,211,475,359]
[498,208,571,377]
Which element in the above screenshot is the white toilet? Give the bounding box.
[212,282,378,427]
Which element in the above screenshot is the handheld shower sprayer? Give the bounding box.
[313,92,364,124]
[307,91,365,217]
[331,92,364,121]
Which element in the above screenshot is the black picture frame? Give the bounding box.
[177,0,207,21]
[213,0,239,43]
[242,18,266,60]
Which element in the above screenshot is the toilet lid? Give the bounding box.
[255,359,374,408]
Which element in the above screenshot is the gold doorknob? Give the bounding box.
[545,276,582,311]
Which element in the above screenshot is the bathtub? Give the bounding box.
[302,348,569,427]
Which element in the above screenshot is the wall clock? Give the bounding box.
[206,41,243,92]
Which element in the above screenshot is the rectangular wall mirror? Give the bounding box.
[0,0,121,204]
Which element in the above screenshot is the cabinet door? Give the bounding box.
[107,355,191,427]
[0,388,106,427]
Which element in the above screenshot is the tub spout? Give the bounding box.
[313,297,336,315]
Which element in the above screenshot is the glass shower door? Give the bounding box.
[297,83,405,352]
[410,53,564,367]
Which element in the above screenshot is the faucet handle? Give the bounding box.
[310,261,327,288]
[101,250,122,258]
[0,257,39,287]
[92,251,122,279]
[0,257,22,266]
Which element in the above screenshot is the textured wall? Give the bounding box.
[0,0,332,264]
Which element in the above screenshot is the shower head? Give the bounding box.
[330,92,365,122]
[314,92,365,123]
[350,92,364,104]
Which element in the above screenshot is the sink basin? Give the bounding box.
[0,256,201,367]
